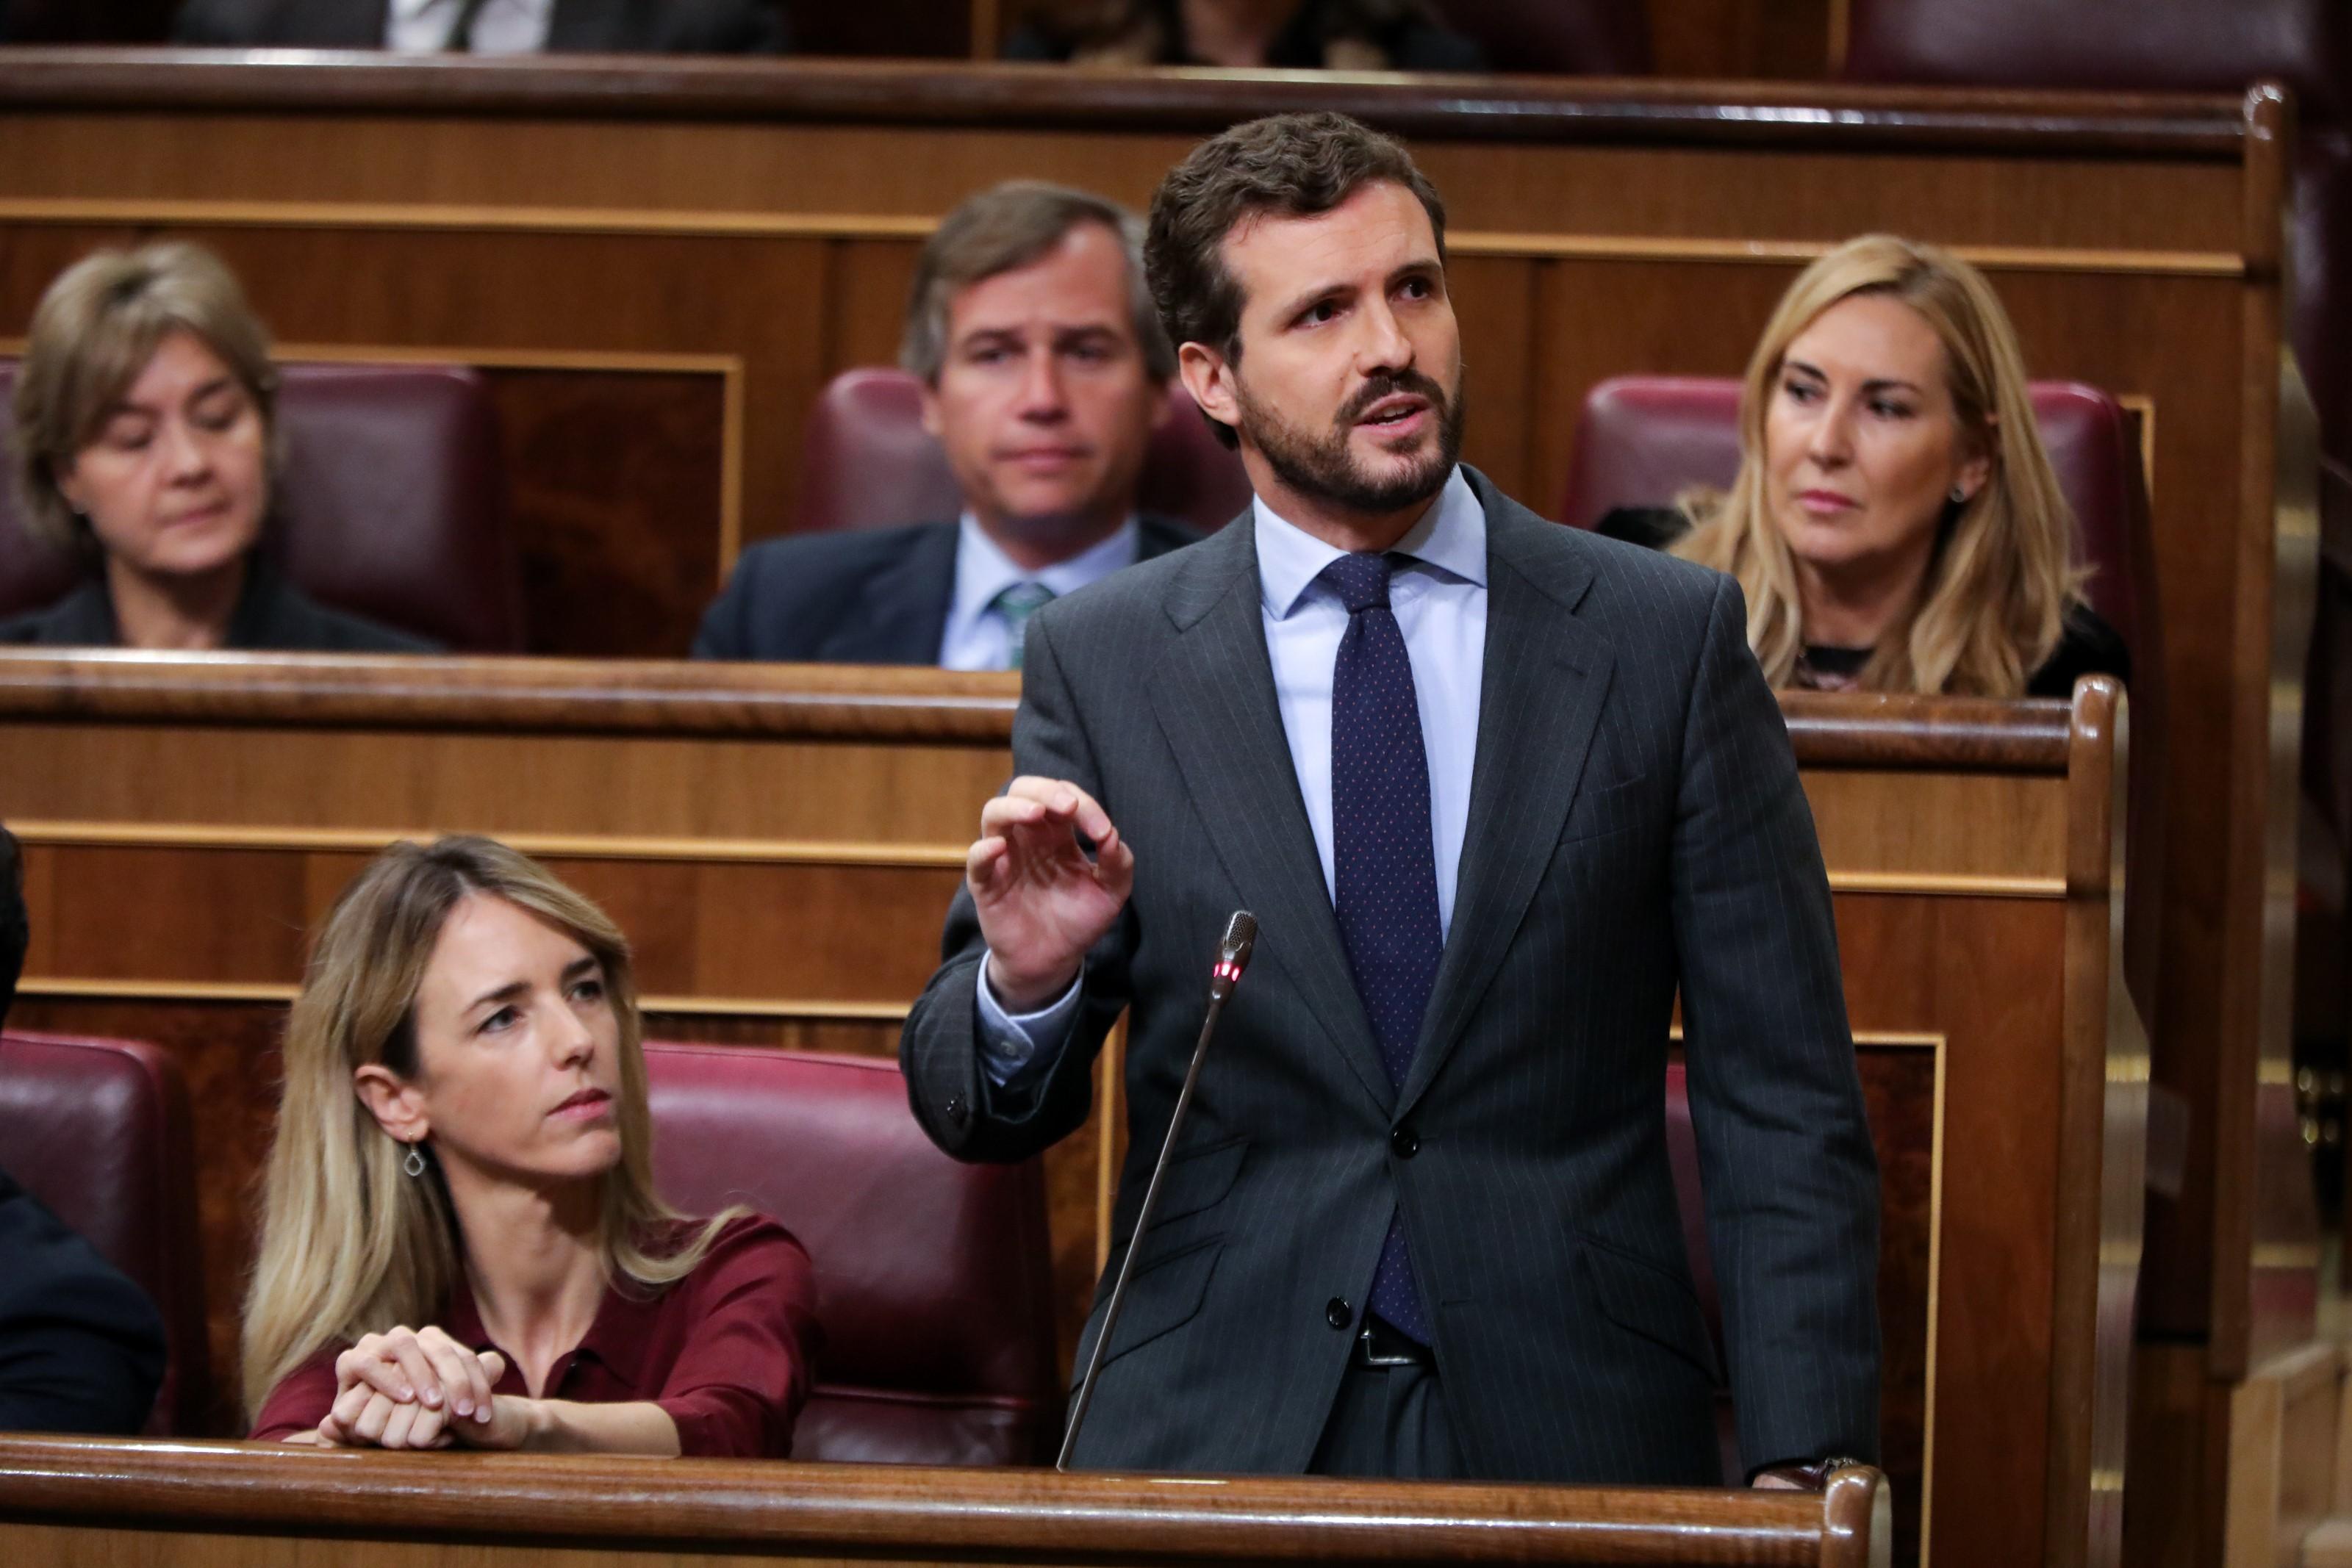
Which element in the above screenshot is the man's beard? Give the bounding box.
[1233,367,1466,517]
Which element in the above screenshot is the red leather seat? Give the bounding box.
[1433,0,1652,74]
[1558,375,2152,662]
[1839,0,2351,476]
[642,1042,1059,1465]
[793,367,1253,537]
[0,1031,209,1436]
[0,362,524,651]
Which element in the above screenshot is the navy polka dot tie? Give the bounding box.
[1322,550,1436,1345]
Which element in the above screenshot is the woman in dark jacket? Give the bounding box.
[3,242,431,652]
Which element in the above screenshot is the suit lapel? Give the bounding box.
[820,524,958,664]
[1147,518,1394,1114]
[1400,477,1613,1113]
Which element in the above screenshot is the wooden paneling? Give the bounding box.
[1648,0,1837,81]
[487,367,730,655]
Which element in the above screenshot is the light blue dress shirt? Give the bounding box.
[977,467,1488,1082]
[937,514,1142,672]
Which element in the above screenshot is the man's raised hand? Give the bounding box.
[969,777,1133,1011]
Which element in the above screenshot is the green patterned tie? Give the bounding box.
[991,581,1055,671]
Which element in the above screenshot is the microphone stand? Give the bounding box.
[1055,911,1256,1472]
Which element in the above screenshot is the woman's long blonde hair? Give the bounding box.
[240,836,731,1418]
[1671,234,2082,696]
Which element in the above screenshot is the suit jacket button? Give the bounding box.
[946,1093,969,1126]
[1325,1298,1352,1330]
[1391,1125,1419,1159]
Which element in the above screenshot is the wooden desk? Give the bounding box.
[0,1438,1890,1567]
[0,653,2138,1567]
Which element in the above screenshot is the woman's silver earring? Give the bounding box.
[1949,485,1968,503]
[403,1144,426,1179]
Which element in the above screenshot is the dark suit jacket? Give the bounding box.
[0,1166,168,1435]
[692,515,1201,664]
[0,561,439,652]
[902,469,1879,1483]
[172,0,787,52]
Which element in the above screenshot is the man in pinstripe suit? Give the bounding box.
[901,112,1879,1484]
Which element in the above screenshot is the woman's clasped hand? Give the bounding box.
[310,1325,514,1449]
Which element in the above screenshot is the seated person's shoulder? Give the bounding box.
[0,581,111,647]
[1594,505,1696,553]
[249,570,442,654]
[2028,600,2132,697]
[1387,19,1487,72]
[693,522,950,661]
[659,0,792,54]
[286,600,441,655]
[702,1212,812,1293]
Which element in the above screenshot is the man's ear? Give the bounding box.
[917,378,945,441]
[354,1064,428,1148]
[1146,377,1176,431]
[1179,342,1239,436]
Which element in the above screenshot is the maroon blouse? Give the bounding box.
[250,1215,820,1458]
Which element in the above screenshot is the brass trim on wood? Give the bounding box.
[0,197,942,240]
[0,198,2248,279]
[6,820,969,868]
[12,978,298,1004]
[1827,873,2066,899]
[9,822,2061,895]
[12,975,911,1022]
[1445,234,2245,277]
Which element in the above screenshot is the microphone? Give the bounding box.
[1056,911,1257,1472]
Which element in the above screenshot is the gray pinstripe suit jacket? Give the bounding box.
[900,468,1880,1481]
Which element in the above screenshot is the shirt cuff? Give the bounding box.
[974,956,1083,1088]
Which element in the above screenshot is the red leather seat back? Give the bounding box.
[1559,375,2149,659]
[0,1031,209,1436]
[1434,0,1652,74]
[793,367,1252,536]
[1842,0,2344,116]
[1839,0,2352,509]
[642,1043,1059,1465]
[0,361,524,650]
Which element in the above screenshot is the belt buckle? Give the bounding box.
[1357,1323,1420,1367]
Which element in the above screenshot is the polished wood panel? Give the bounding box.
[0,1440,1892,1567]
[487,367,730,656]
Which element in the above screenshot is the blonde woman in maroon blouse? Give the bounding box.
[243,836,818,1455]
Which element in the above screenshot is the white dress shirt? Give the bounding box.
[937,514,1143,673]
[978,467,1489,1078]
[386,0,553,54]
